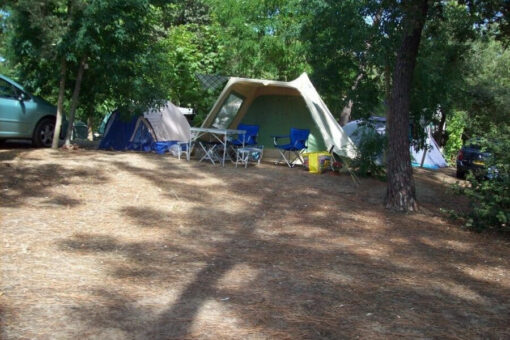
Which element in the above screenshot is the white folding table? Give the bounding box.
[190,127,246,167]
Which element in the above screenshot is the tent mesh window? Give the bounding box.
[196,74,229,91]
[212,92,244,129]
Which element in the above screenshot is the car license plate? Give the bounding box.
[473,160,485,166]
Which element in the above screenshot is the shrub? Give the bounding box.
[457,127,510,232]
[444,110,467,164]
[348,124,386,178]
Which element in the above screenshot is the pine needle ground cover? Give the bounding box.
[1,145,509,339]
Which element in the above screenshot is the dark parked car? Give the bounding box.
[456,141,492,179]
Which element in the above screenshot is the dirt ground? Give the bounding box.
[1,143,509,339]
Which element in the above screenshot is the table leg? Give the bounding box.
[199,142,216,165]
[222,139,227,167]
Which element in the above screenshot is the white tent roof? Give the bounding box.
[144,101,191,142]
[202,73,357,159]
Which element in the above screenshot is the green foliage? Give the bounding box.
[208,0,309,80]
[0,10,10,75]
[5,0,166,133]
[159,23,226,124]
[411,1,474,145]
[458,127,510,232]
[5,0,69,96]
[156,0,211,28]
[73,0,166,108]
[462,38,510,136]
[301,0,387,120]
[444,110,467,163]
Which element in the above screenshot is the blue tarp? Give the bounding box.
[152,141,177,154]
[411,162,440,170]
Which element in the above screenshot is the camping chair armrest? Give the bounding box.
[272,135,290,146]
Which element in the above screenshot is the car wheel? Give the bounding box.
[33,117,55,148]
[456,168,466,179]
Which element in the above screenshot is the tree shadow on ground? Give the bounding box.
[0,162,108,208]
[55,153,510,339]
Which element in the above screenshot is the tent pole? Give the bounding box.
[420,125,430,168]
[420,147,427,168]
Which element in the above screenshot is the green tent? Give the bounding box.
[201,73,356,160]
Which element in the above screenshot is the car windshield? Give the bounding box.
[465,138,496,153]
[0,79,17,98]
[466,143,481,150]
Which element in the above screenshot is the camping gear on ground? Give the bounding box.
[303,151,332,174]
[98,101,191,157]
[154,141,177,155]
[343,117,447,169]
[190,127,247,166]
[273,128,310,167]
[235,146,264,168]
[199,73,356,161]
[168,142,191,160]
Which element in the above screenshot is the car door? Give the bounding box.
[0,78,29,138]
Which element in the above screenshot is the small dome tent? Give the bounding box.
[200,73,357,160]
[98,101,191,153]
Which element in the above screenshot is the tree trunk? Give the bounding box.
[64,56,87,146]
[385,0,429,212]
[339,73,364,126]
[339,99,354,126]
[87,115,94,141]
[51,59,67,149]
[433,108,447,147]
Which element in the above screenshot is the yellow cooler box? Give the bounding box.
[303,152,331,174]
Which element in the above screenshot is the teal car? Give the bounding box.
[0,74,62,147]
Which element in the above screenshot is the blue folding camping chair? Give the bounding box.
[230,124,259,147]
[228,124,259,161]
[273,128,310,167]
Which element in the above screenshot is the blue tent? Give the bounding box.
[98,111,139,151]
